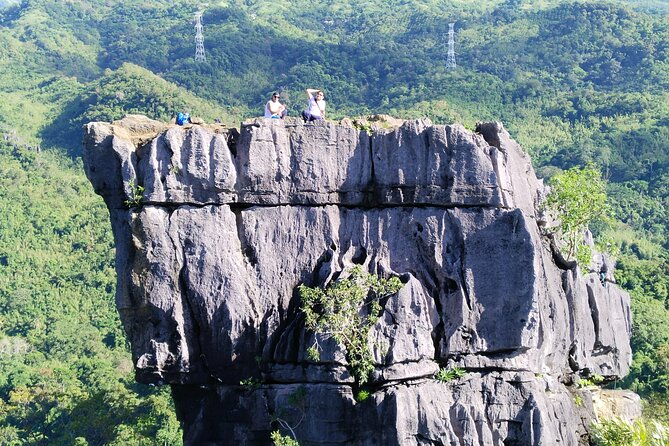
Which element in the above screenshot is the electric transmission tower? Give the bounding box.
[446,22,456,70]
[195,11,206,62]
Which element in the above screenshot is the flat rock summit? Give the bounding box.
[83,115,635,445]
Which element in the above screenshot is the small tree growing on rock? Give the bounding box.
[542,164,610,268]
[299,266,403,386]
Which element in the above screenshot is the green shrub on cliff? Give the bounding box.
[542,164,610,268]
[299,266,403,386]
[435,367,466,383]
[271,430,300,446]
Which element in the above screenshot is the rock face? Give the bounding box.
[83,115,634,445]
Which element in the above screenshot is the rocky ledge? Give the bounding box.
[83,115,635,445]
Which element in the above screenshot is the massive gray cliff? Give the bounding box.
[83,115,634,445]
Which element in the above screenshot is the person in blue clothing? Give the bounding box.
[176,111,191,125]
[301,88,326,122]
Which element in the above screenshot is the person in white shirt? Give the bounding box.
[301,88,326,122]
[264,92,287,119]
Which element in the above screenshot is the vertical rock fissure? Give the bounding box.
[458,248,473,313]
[367,132,377,201]
[158,136,173,189]
[207,131,217,188]
[177,263,208,376]
[166,207,208,378]
[230,206,258,268]
[586,284,601,350]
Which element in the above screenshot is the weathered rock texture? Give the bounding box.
[83,115,634,445]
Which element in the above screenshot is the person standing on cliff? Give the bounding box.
[264,92,287,119]
[301,88,326,122]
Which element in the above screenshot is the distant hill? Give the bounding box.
[41,63,234,155]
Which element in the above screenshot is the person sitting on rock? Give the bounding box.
[264,92,287,119]
[301,88,326,122]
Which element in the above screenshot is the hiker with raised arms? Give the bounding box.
[301,88,326,122]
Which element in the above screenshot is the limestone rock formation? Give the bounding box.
[83,115,634,445]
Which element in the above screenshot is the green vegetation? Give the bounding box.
[124,182,144,209]
[591,418,669,446]
[0,141,180,444]
[355,389,371,402]
[0,0,668,442]
[435,367,466,383]
[576,374,606,388]
[299,266,403,386]
[239,377,262,391]
[542,164,610,267]
[271,430,300,446]
[268,387,306,446]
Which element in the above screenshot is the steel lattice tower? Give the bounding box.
[446,22,456,70]
[195,11,206,62]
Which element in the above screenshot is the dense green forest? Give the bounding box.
[0,0,668,444]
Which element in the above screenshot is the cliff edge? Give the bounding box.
[83,115,634,445]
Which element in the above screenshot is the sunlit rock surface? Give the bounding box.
[84,115,633,445]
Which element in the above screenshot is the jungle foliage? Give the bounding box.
[0,141,181,445]
[0,0,668,443]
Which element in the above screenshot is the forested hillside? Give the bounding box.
[0,0,668,444]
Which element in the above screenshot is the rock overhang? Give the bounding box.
[84,115,533,211]
[83,114,635,445]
